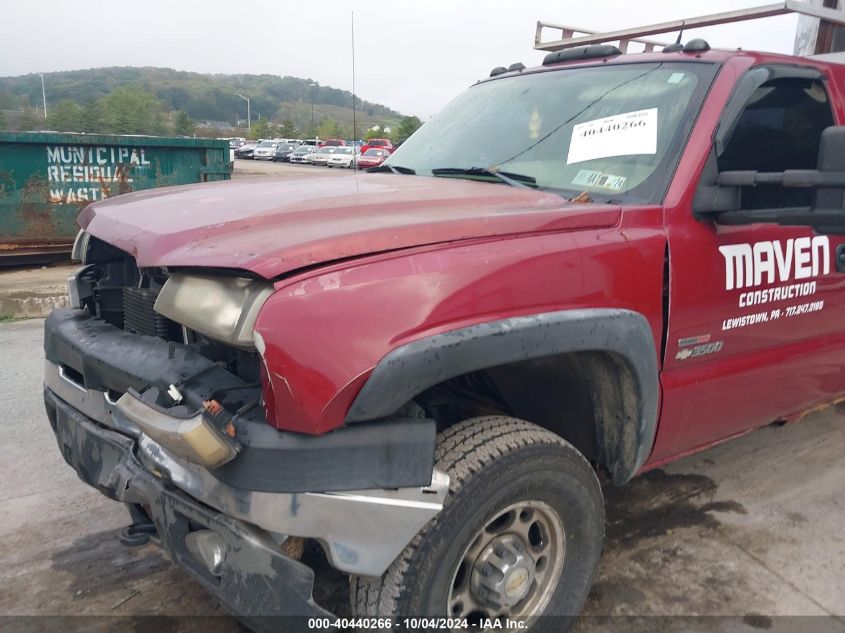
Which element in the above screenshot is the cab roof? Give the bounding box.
[481,45,845,85]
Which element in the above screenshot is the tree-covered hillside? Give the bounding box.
[0,66,405,138]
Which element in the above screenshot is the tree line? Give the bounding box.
[2,86,198,136]
[0,66,402,131]
[249,115,422,143]
[1,83,423,143]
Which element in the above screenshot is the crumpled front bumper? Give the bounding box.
[45,388,330,622]
[42,307,449,618]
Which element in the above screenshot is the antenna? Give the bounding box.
[351,11,357,143]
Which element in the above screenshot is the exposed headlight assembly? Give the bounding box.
[154,273,274,348]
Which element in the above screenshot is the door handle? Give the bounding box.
[838,244,845,273]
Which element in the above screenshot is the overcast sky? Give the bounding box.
[1,0,806,118]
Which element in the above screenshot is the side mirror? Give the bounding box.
[813,126,845,216]
[695,126,845,234]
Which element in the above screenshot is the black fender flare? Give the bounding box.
[345,308,659,482]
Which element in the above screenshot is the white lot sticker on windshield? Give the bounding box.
[571,169,626,191]
[566,108,658,165]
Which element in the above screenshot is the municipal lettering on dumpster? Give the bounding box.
[46,145,151,203]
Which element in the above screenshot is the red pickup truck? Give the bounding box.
[45,36,845,630]
[360,137,394,154]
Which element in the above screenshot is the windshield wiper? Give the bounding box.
[430,167,536,188]
[367,164,416,174]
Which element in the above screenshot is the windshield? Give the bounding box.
[369,139,388,147]
[334,147,353,154]
[257,141,275,148]
[364,148,386,156]
[386,62,717,202]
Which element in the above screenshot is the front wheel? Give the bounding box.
[350,416,604,631]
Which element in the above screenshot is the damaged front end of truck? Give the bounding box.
[44,232,447,623]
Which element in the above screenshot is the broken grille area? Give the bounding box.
[80,237,259,383]
[123,286,175,338]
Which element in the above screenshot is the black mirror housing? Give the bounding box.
[695,125,845,234]
[815,126,845,211]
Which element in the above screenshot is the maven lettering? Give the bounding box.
[719,237,830,291]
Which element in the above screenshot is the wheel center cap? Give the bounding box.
[505,567,530,599]
[471,533,536,609]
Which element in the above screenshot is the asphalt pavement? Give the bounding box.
[233,158,355,177]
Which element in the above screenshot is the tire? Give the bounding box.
[349,416,604,631]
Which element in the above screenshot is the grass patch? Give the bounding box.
[0,315,25,323]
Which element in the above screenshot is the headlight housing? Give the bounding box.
[154,273,274,348]
[71,230,90,263]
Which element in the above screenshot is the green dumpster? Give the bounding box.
[0,132,231,262]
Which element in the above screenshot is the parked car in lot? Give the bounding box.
[234,141,257,159]
[320,138,346,147]
[273,143,299,162]
[288,145,318,163]
[253,140,281,160]
[43,8,845,628]
[357,147,391,169]
[326,146,358,168]
[308,146,340,166]
[360,138,394,155]
[225,139,242,166]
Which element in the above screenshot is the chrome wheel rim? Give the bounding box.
[447,500,565,625]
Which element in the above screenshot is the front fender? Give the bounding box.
[253,226,665,448]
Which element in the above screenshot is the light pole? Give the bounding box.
[235,93,250,133]
[351,12,356,142]
[307,82,317,136]
[39,73,47,119]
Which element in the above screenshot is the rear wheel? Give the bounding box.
[350,416,604,631]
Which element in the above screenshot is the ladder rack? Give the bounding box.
[535,1,845,53]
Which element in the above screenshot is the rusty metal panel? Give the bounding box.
[0,132,231,258]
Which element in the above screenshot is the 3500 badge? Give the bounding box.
[675,341,724,361]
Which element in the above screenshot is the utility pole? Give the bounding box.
[39,73,47,119]
[351,11,357,142]
[235,93,250,133]
[307,82,317,136]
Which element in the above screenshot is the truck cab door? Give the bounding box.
[654,64,845,463]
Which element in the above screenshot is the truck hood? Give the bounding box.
[80,174,621,279]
